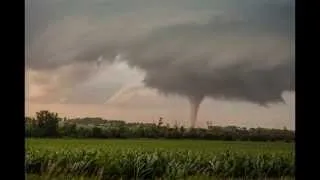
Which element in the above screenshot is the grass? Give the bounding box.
[26,138,294,154]
[26,138,295,179]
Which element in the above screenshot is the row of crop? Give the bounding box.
[26,148,294,179]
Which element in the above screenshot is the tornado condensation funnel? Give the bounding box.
[188,95,204,128]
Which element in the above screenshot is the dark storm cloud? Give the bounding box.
[25,0,51,45]
[122,0,295,105]
[25,0,294,105]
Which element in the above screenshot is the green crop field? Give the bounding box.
[26,139,295,179]
[26,138,294,154]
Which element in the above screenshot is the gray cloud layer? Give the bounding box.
[25,0,295,105]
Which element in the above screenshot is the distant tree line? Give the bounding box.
[25,110,294,142]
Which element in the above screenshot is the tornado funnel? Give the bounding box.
[188,95,204,128]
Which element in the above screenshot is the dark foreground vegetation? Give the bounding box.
[26,149,294,179]
[26,138,294,180]
[25,110,294,142]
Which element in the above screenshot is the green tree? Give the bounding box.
[92,127,103,138]
[35,110,61,137]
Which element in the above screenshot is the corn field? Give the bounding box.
[26,147,294,179]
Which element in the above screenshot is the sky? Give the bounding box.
[25,0,295,129]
